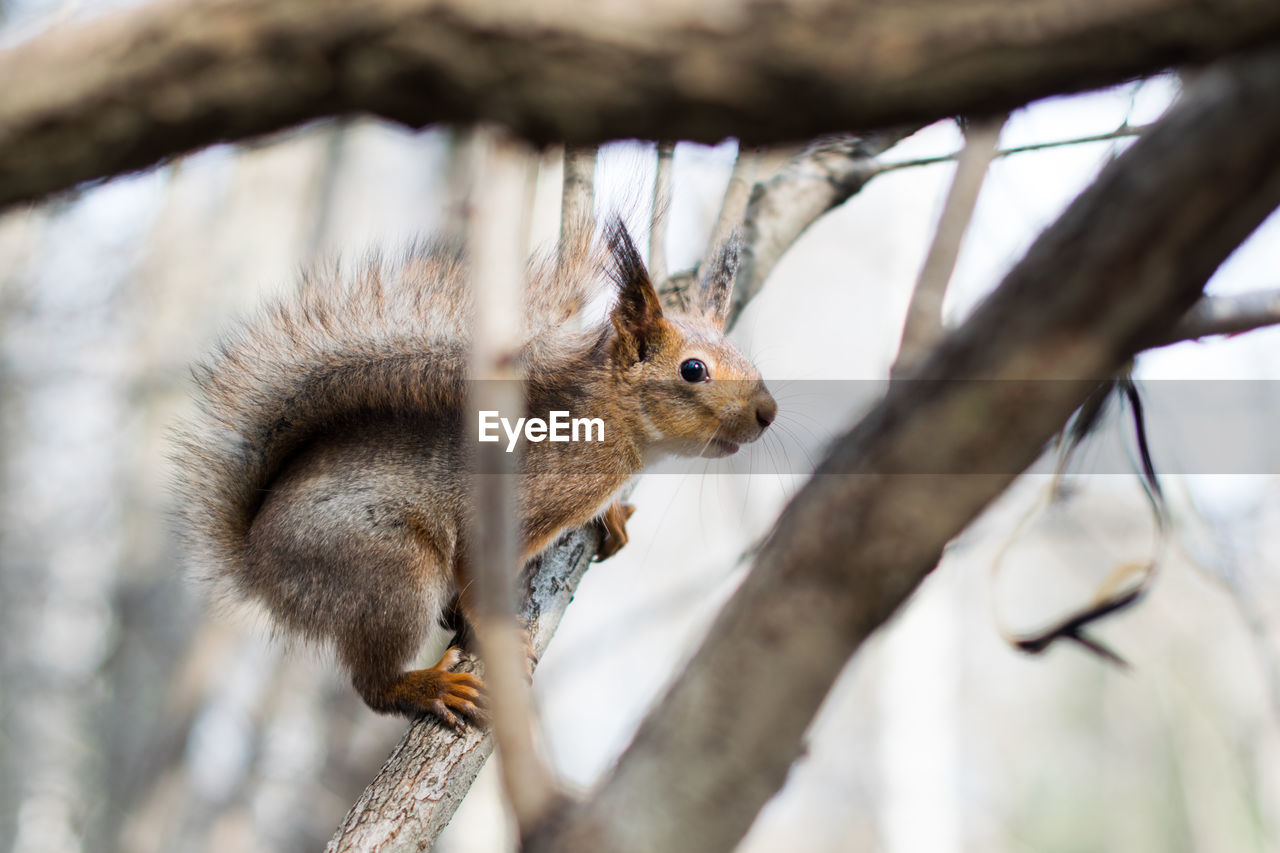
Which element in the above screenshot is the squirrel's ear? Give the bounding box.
[606,218,664,361]
[694,232,739,330]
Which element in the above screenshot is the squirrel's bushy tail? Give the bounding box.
[173,232,610,588]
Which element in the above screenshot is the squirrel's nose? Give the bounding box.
[755,392,778,430]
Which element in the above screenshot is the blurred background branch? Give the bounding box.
[4,0,1280,211]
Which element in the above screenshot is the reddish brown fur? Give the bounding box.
[174,220,775,724]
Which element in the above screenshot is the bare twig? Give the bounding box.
[1154,288,1280,346]
[649,142,675,289]
[5,0,1280,213]
[465,128,559,832]
[894,114,1007,374]
[559,145,597,276]
[878,123,1150,174]
[528,48,1280,853]
[660,145,770,311]
[706,147,762,256]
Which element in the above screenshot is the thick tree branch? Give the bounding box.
[726,128,919,328]
[5,0,1280,212]
[529,48,1280,853]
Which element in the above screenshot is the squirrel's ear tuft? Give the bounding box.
[606,218,664,361]
[694,232,739,330]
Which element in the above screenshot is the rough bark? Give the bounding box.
[527,47,1280,853]
[5,0,1280,212]
[726,128,919,329]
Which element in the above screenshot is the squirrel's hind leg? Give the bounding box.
[318,523,486,727]
[337,551,488,727]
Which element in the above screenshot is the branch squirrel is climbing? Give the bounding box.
[174,219,776,728]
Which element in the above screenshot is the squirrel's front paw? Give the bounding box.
[593,500,636,561]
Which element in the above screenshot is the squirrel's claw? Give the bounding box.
[594,500,636,561]
[434,649,488,729]
[367,646,488,730]
[428,675,488,731]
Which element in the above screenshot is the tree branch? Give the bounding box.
[465,129,560,833]
[528,47,1280,853]
[705,147,762,257]
[5,0,1280,212]
[879,122,1151,174]
[894,114,1006,374]
[649,141,675,289]
[1156,288,1280,345]
[558,145,597,277]
[726,128,919,328]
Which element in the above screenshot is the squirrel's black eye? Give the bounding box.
[679,359,708,383]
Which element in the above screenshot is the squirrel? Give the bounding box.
[174,219,776,728]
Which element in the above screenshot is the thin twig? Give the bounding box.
[649,141,675,289]
[705,146,761,255]
[466,127,559,833]
[877,122,1149,175]
[559,145,597,276]
[894,114,1006,374]
[1153,288,1280,346]
[656,145,769,314]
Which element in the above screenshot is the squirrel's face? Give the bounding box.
[605,219,776,459]
[630,316,776,458]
